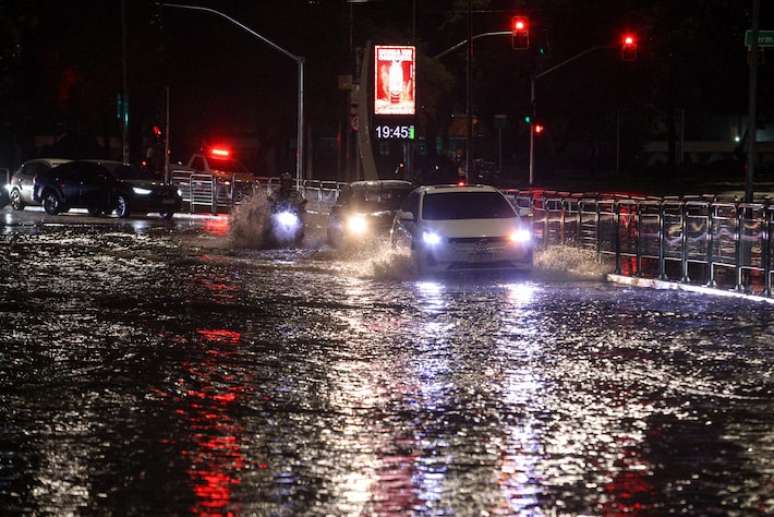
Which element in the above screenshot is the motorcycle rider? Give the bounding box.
[270,172,305,207]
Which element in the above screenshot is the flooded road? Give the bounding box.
[1,209,773,515]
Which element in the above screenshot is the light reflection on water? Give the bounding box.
[1,224,773,515]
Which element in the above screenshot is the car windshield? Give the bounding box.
[422,191,516,220]
[348,186,411,211]
[103,164,160,181]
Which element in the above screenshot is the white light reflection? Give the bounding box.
[412,279,452,507]
[503,282,538,305]
[496,282,543,513]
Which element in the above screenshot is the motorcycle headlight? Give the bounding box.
[509,228,532,244]
[346,214,368,235]
[275,210,299,228]
[422,231,442,246]
[133,187,152,195]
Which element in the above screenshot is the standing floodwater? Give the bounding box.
[1,217,773,515]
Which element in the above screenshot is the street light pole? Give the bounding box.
[746,0,761,203]
[121,0,129,164]
[528,77,535,185]
[465,0,472,182]
[162,3,305,183]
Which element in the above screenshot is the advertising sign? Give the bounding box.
[374,45,415,116]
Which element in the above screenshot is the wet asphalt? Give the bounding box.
[1,207,773,515]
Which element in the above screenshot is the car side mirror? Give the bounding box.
[397,210,414,221]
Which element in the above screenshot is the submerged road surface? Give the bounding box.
[1,208,773,515]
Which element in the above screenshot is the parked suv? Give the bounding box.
[8,158,71,210]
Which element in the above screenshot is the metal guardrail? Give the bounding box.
[168,171,346,214]
[503,190,773,298]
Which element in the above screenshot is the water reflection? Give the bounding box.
[2,223,774,515]
[180,329,245,516]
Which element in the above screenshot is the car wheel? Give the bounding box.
[10,189,24,211]
[160,211,174,220]
[42,190,60,215]
[114,195,130,218]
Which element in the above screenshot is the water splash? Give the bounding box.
[533,245,613,281]
[229,193,271,249]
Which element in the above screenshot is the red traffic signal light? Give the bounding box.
[511,16,529,50]
[534,124,544,135]
[621,33,637,61]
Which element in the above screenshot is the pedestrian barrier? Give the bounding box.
[505,189,773,298]
[168,171,346,214]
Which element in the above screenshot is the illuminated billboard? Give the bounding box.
[374,45,415,116]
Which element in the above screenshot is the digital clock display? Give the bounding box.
[375,124,415,140]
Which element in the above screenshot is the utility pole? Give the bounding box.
[746,0,760,203]
[465,0,472,182]
[121,0,130,164]
[164,86,170,183]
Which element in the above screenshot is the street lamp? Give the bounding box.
[162,3,305,184]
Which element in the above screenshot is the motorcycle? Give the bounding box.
[263,198,306,247]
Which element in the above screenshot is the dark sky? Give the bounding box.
[3,0,772,174]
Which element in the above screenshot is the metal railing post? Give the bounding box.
[543,199,549,249]
[735,204,744,291]
[577,200,583,247]
[658,202,667,280]
[613,201,621,275]
[706,203,716,287]
[635,202,642,276]
[230,175,236,207]
[765,205,772,297]
[680,202,690,283]
[560,199,567,245]
[595,200,602,259]
[211,177,217,214]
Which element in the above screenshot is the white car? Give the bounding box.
[391,184,533,273]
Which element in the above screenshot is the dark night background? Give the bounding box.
[0,0,771,191]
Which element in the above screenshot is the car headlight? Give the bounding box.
[133,187,152,195]
[509,228,532,243]
[346,214,368,235]
[422,231,442,246]
[176,188,183,197]
[274,210,299,228]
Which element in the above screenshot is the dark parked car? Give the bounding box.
[8,158,71,210]
[97,161,181,219]
[327,180,414,248]
[33,161,181,218]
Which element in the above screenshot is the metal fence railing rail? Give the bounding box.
[502,189,773,298]
[168,171,347,215]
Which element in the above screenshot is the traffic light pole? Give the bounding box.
[162,3,305,184]
[746,0,760,203]
[529,45,611,186]
[466,0,473,182]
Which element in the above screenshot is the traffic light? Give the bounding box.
[511,16,529,50]
[621,33,637,61]
[534,124,544,135]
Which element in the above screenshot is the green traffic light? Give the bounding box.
[524,115,531,124]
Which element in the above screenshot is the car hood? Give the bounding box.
[422,217,523,238]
